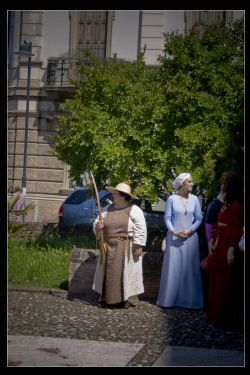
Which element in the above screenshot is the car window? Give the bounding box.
[141,200,152,211]
[131,198,165,212]
[65,189,92,205]
[131,199,152,211]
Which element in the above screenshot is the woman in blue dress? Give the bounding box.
[157,173,204,309]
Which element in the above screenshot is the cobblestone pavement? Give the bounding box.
[8,289,244,367]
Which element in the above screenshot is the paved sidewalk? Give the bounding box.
[8,335,244,367]
[8,335,144,367]
[153,345,244,367]
[8,289,245,367]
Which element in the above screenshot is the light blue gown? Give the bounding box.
[157,194,204,309]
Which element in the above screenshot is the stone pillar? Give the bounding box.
[68,248,99,294]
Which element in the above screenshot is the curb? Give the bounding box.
[8,287,68,295]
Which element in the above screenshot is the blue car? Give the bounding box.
[58,188,113,227]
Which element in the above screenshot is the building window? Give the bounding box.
[69,11,113,60]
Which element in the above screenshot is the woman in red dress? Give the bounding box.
[206,171,244,326]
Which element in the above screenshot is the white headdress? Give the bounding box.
[173,173,191,190]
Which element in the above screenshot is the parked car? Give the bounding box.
[58,188,112,226]
[58,188,166,249]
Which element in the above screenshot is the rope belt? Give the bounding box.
[105,236,133,260]
[107,236,133,241]
[218,222,227,228]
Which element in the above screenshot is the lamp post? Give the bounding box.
[14,41,34,194]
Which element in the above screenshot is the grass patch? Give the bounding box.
[8,233,159,289]
[8,235,97,289]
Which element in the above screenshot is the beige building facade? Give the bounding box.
[8,10,244,223]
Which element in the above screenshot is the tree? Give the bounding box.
[54,52,166,200]
[158,18,244,197]
[55,18,244,200]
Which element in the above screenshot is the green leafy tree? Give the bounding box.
[54,52,166,200]
[158,18,244,197]
[55,18,244,200]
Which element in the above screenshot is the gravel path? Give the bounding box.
[8,289,244,367]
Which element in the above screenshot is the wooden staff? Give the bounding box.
[90,171,107,253]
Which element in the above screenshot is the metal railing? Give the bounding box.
[46,58,83,86]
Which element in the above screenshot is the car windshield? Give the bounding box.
[98,190,110,200]
[65,189,92,205]
[64,188,111,206]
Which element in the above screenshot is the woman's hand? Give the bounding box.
[227,246,235,265]
[181,229,192,237]
[173,229,192,238]
[172,230,183,238]
[133,244,143,257]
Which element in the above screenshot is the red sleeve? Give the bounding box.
[225,201,244,247]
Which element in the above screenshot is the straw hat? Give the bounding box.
[106,182,138,199]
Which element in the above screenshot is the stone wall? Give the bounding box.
[68,248,100,294]
[12,222,59,237]
[25,196,65,223]
[68,248,164,300]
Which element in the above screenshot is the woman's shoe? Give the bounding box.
[97,301,106,308]
[124,301,135,309]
